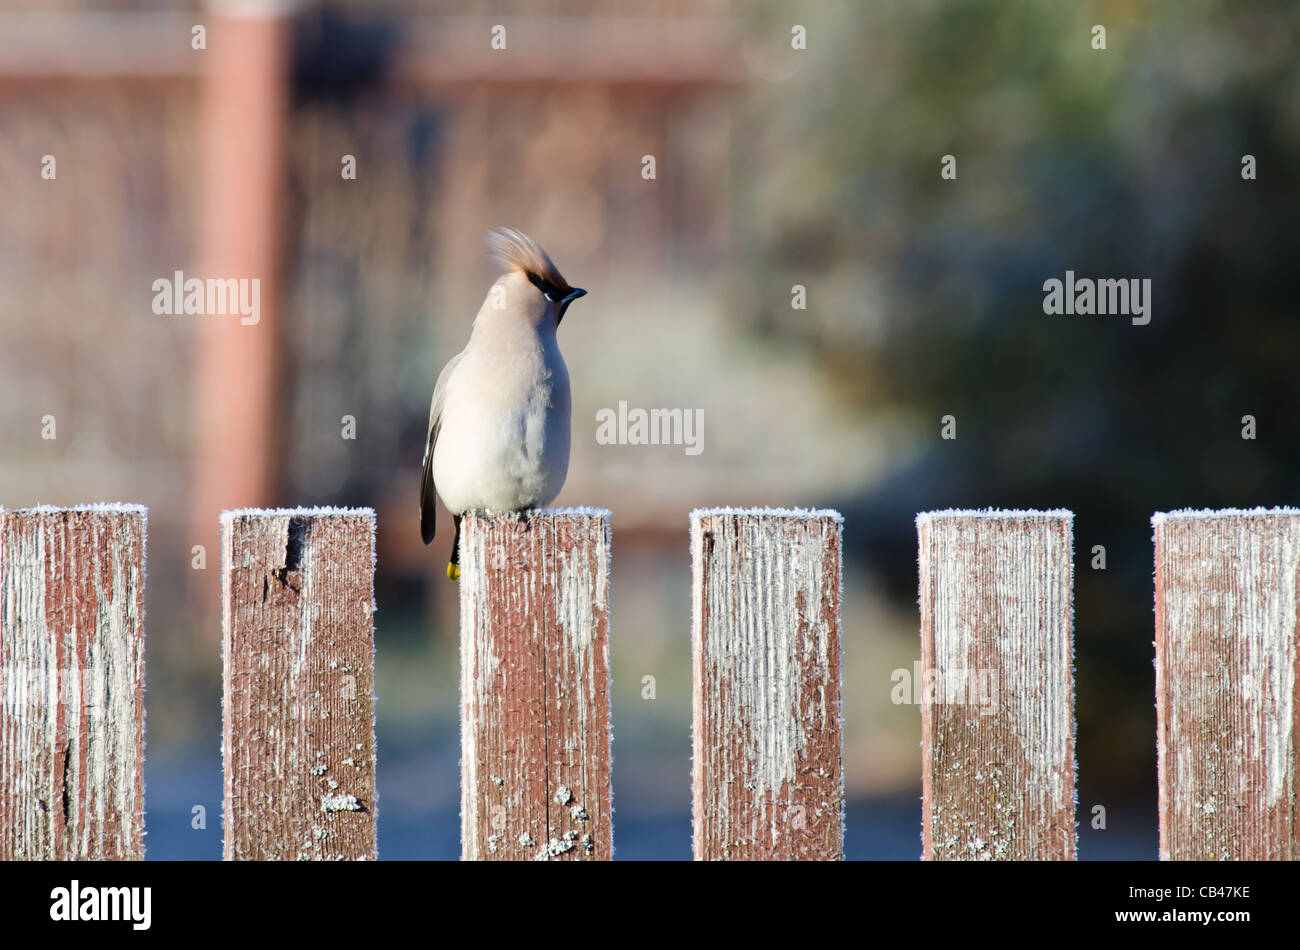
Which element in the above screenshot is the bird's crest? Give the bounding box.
[486,227,572,296]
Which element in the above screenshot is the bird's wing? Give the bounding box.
[420,350,464,545]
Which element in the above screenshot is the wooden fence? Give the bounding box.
[1,504,1297,860]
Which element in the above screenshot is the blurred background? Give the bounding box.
[2,0,1299,859]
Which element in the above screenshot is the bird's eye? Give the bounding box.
[527,270,558,302]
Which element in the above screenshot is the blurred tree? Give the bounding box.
[735,0,1300,792]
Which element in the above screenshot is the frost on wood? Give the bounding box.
[1153,510,1300,860]
[0,506,146,860]
[916,510,1075,861]
[459,510,612,861]
[690,509,844,861]
[221,509,377,861]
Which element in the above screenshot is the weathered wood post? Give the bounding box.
[916,509,1076,860]
[1153,508,1300,860]
[0,505,147,860]
[221,508,377,860]
[458,509,612,861]
[690,508,844,860]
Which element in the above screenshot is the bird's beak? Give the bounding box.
[556,287,587,325]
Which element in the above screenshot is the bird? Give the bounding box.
[420,227,586,580]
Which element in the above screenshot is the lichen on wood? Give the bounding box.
[917,509,1076,860]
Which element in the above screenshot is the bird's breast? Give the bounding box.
[431,335,571,514]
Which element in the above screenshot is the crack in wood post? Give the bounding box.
[0,506,147,860]
[220,508,377,860]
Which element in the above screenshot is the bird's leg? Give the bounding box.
[447,513,463,581]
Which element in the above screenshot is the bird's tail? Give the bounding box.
[447,514,462,581]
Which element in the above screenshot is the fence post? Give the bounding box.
[221,508,377,860]
[1153,508,1300,860]
[458,509,612,861]
[0,505,147,860]
[690,508,844,860]
[916,509,1076,860]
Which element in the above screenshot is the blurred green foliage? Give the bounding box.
[737,0,1300,792]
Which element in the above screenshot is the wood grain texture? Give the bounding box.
[917,510,1075,860]
[221,508,376,861]
[459,509,612,861]
[1153,509,1300,860]
[690,508,844,861]
[0,505,146,860]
